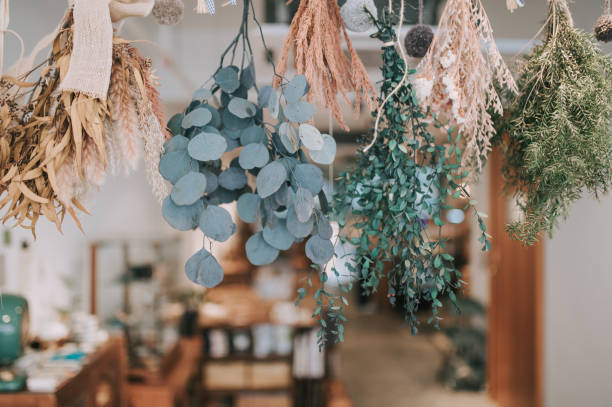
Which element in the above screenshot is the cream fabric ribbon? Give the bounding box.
[59,0,153,99]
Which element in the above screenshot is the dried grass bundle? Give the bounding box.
[415,0,517,174]
[0,12,168,235]
[275,0,376,131]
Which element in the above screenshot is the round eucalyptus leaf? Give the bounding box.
[246,232,280,266]
[286,206,314,238]
[228,97,257,118]
[164,135,190,153]
[223,128,243,140]
[258,85,275,107]
[239,143,269,170]
[214,67,240,93]
[299,123,324,151]
[185,248,223,288]
[222,134,241,152]
[317,216,334,240]
[222,108,252,131]
[279,122,299,153]
[188,132,227,162]
[294,187,314,222]
[240,61,256,89]
[305,235,334,265]
[171,171,207,206]
[182,108,212,128]
[292,163,324,194]
[207,187,238,205]
[218,167,247,190]
[278,157,298,173]
[237,193,261,223]
[269,88,280,119]
[263,219,295,250]
[201,169,219,194]
[167,113,184,136]
[283,101,315,123]
[200,105,222,129]
[309,134,336,165]
[162,196,203,231]
[284,75,309,104]
[159,150,198,184]
[199,205,236,242]
[193,88,213,101]
[273,183,291,206]
[240,125,266,145]
[256,161,287,198]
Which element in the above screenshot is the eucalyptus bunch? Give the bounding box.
[327,9,490,340]
[502,0,612,245]
[159,0,337,288]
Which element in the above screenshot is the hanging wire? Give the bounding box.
[363,0,408,153]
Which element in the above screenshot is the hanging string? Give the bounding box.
[363,0,408,153]
[418,0,423,25]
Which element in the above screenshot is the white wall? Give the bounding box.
[544,194,612,407]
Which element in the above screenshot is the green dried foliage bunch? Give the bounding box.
[502,0,612,245]
[323,9,490,340]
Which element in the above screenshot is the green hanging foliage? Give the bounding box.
[316,9,490,343]
[502,0,612,245]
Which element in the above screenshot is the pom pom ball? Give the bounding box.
[340,0,378,33]
[404,25,434,58]
[594,14,612,43]
[152,0,185,26]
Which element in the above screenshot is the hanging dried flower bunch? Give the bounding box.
[327,9,490,342]
[159,0,337,290]
[502,0,612,245]
[415,0,517,174]
[275,0,376,131]
[0,10,167,235]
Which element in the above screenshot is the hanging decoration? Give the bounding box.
[340,0,377,32]
[594,0,612,42]
[506,0,525,13]
[326,8,490,342]
[0,1,166,234]
[275,0,376,131]
[195,0,236,15]
[404,0,433,58]
[159,0,337,289]
[152,0,185,25]
[415,0,517,174]
[502,0,612,245]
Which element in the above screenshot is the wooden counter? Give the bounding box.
[0,337,127,407]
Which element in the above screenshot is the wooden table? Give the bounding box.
[0,337,127,407]
[127,337,202,407]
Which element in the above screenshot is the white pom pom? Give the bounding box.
[340,0,377,33]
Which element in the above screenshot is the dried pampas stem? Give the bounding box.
[275,0,376,131]
[415,0,517,174]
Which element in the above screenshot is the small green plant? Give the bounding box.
[502,0,612,245]
[310,9,490,346]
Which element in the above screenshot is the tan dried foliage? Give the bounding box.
[275,0,376,131]
[0,12,167,236]
[416,0,517,174]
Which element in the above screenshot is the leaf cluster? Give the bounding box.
[502,3,612,244]
[159,0,337,289]
[323,10,490,343]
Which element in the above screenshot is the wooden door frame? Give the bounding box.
[487,149,543,407]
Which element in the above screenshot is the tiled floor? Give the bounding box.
[338,307,495,407]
